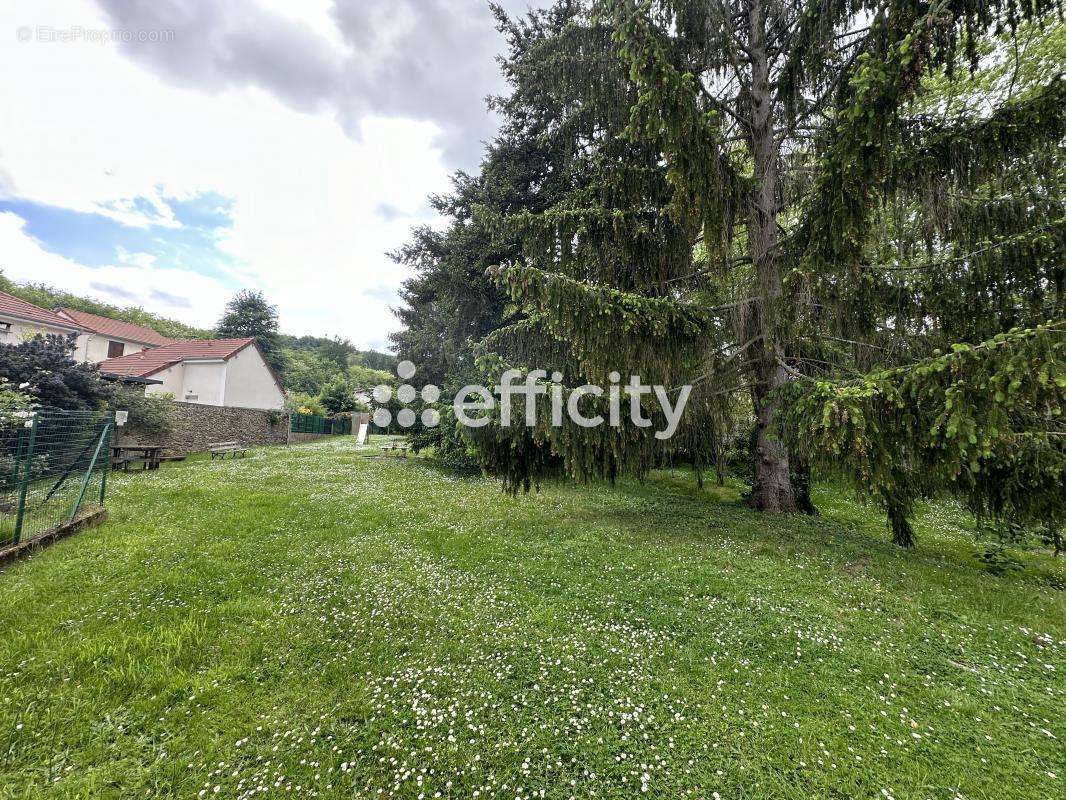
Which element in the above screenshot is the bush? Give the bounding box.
[974,519,1051,575]
[0,334,109,410]
[408,405,481,472]
[976,544,1025,576]
[285,392,325,416]
[108,388,173,439]
[319,376,357,415]
[0,377,35,416]
[725,422,757,482]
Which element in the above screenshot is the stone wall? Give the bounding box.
[117,401,290,455]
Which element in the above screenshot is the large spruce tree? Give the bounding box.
[396,0,1064,545]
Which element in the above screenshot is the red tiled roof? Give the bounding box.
[55,308,175,347]
[99,338,256,377]
[0,291,81,331]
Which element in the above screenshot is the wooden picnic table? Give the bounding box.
[112,444,163,472]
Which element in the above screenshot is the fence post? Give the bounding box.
[12,413,39,545]
[70,422,111,524]
[98,419,113,506]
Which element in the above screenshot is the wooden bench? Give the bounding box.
[208,441,248,459]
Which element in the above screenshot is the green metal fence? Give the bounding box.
[290,412,352,435]
[0,409,113,549]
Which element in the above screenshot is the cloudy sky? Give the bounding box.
[0,0,525,351]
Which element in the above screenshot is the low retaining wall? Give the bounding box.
[119,402,290,455]
[0,508,108,569]
[289,431,326,444]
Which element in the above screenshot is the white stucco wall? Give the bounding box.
[224,346,285,410]
[80,334,147,363]
[74,333,91,361]
[145,361,225,404]
[142,347,283,411]
[0,318,80,350]
[178,361,227,405]
[0,316,156,364]
[145,363,185,399]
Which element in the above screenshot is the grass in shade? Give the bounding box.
[0,437,1062,799]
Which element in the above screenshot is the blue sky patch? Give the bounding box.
[0,191,240,286]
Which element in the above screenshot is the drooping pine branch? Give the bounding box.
[793,5,946,335]
[605,0,748,257]
[781,322,1066,537]
[893,76,1066,197]
[488,262,711,382]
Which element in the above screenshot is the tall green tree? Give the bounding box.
[390,33,581,462]
[281,349,339,395]
[395,0,1064,545]
[597,0,1064,539]
[216,290,282,370]
[319,376,357,415]
[355,350,398,372]
[467,1,732,492]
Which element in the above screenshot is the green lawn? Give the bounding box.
[0,438,1062,799]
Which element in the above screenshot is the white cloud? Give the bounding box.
[0,211,231,327]
[0,0,460,350]
[91,0,522,166]
[115,247,157,269]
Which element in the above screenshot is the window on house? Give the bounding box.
[107,340,125,358]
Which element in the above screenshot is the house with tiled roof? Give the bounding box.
[55,307,175,363]
[0,289,285,411]
[0,290,83,346]
[100,338,285,410]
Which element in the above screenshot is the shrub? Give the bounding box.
[0,377,35,416]
[0,334,109,410]
[408,405,481,472]
[974,519,1053,575]
[108,388,173,439]
[319,376,357,415]
[285,392,325,416]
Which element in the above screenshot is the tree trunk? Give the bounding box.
[790,455,818,516]
[886,496,916,548]
[714,444,726,486]
[748,365,797,512]
[745,0,799,514]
